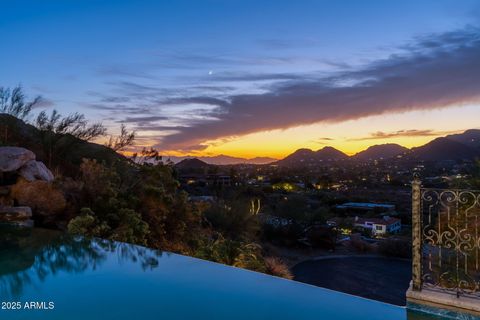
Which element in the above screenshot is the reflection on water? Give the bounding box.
[0,226,451,320]
[0,225,161,297]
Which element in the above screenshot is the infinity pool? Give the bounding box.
[0,226,439,320]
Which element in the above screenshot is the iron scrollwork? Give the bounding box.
[420,188,480,298]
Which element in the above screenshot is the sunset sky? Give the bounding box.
[1,0,480,159]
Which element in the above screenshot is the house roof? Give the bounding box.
[336,202,395,210]
[355,217,400,226]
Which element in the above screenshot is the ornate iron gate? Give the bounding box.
[412,175,480,298]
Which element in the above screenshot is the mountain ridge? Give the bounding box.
[276,129,480,166]
[273,146,348,167]
[164,154,277,165]
[167,129,480,166]
[353,143,409,160]
[410,137,480,161]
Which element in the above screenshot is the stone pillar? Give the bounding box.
[411,174,422,291]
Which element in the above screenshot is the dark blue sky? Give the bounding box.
[1,0,479,156]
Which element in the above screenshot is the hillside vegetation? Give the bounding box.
[0,86,291,279]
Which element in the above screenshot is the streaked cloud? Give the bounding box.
[157,26,480,151]
[349,129,461,141]
[85,26,480,153]
[118,116,169,123]
[310,137,334,145]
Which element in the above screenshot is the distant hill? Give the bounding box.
[275,148,315,166]
[410,137,480,161]
[164,154,276,165]
[275,147,348,167]
[353,144,408,160]
[175,158,210,170]
[247,157,278,165]
[317,146,349,160]
[444,129,480,152]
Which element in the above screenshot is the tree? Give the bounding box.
[67,208,110,238]
[276,194,309,222]
[35,110,106,141]
[105,123,135,152]
[131,147,162,165]
[204,199,260,241]
[469,160,480,189]
[35,110,107,167]
[0,86,42,120]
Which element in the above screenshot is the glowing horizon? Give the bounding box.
[133,104,479,159]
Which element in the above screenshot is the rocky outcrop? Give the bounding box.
[0,146,59,224]
[0,206,32,221]
[0,186,12,206]
[0,205,33,228]
[0,147,35,172]
[19,160,54,182]
[0,146,53,182]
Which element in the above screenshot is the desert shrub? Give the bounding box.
[67,207,149,245]
[204,200,259,241]
[11,178,66,215]
[133,164,201,249]
[108,208,150,246]
[194,237,266,272]
[72,159,200,250]
[233,243,265,272]
[79,158,120,210]
[67,208,110,237]
[264,257,293,279]
[194,237,244,265]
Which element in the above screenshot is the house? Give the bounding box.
[188,196,215,203]
[353,216,401,235]
[336,202,396,217]
[206,175,231,186]
[336,202,395,212]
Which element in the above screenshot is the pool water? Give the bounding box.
[0,226,439,320]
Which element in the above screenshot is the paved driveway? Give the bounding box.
[292,256,412,306]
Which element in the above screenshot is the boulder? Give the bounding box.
[10,178,66,216]
[0,206,32,221]
[0,186,13,206]
[0,186,9,196]
[19,160,54,182]
[0,147,35,172]
[6,219,34,227]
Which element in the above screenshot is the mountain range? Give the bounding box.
[171,129,480,166]
[164,154,277,165]
[275,129,480,167]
